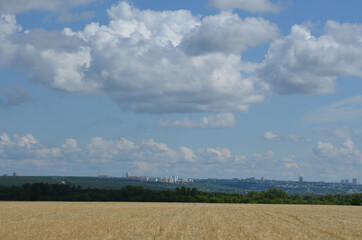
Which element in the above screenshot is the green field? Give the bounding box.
[1,176,361,195]
[0,176,179,191]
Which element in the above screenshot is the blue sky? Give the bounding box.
[1,0,362,181]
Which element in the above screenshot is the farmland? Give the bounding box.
[0,202,361,240]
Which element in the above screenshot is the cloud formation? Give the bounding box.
[263,131,278,141]
[313,138,362,165]
[0,131,293,178]
[263,131,311,143]
[0,2,280,113]
[1,130,360,179]
[180,12,279,55]
[0,131,236,173]
[159,113,236,128]
[258,22,362,95]
[3,3,361,114]
[209,0,284,12]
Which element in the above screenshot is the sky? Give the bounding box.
[0,0,362,182]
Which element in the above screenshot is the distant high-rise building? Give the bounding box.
[125,172,131,178]
[261,177,265,183]
[345,179,349,184]
[13,172,17,176]
[352,178,357,185]
[299,176,303,182]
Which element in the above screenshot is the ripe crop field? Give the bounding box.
[0,202,361,240]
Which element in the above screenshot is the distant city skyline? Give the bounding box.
[1,0,362,181]
[2,171,359,186]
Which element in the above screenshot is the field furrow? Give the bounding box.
[0,202,361,240]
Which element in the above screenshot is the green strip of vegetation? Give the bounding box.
[0,183,361,205]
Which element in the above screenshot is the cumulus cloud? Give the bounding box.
[258,22,362,95]
[263,131,279,141]
[180,12,279,55]
[159,113,236,128]
[0,1,280,113]
[283,154,299,169]
[0,131,240,175]
[62,138,81,154]
[305,95,362,123]
[179,146,197,163]
[199,147,232,163]
[0,132,61,165]
[234,155,247,164]
[313,138,362,164]
[209,0,284,12]
[0,130,282,177]
[0,0,98,14]
[3,130,359,179]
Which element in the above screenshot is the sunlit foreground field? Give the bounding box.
[0,202,361,240]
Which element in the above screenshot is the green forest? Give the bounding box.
[0,183,361,205]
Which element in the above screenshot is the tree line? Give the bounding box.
[0,183,360,205]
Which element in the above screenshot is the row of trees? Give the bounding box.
[0,183,360,205]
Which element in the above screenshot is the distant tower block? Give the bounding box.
[13,172,17,176]
[125,172,131,178]
[352,178,357,185]
[261,177,265,183]
[299,176,303,182]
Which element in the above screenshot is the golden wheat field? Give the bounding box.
[0,202,361,240]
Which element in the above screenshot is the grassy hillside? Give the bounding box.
[0,176,178,191]
[0,176,61,186]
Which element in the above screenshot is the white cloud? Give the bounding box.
[0,1,279,113]
[305,95,362,123]
[0,132,62,162]
[180,12,279,55]
[62,138,81,153]
[234,155,247,164]
[203,147,232,163]
[0,131,239,175]
[263,131,311,143]
[159,113,236,128]
[86,137,136,160]
[283,154,300,169]
[313,138,362,164]
[179,146,197,163]
[0,0,98,14]
[263,131,278,141]
[258,22,362,95]
[0,14,21,37]
[330,127,356,139]
[209,0,284,12]
[2,130,360,179]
